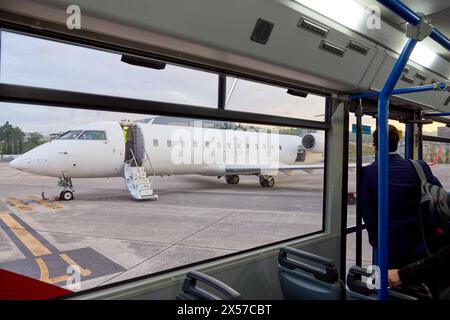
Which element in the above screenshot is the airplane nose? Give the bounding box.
[9,156,31,171]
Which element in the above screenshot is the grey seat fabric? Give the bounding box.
[279,267,344,300]
[278,246,344,300]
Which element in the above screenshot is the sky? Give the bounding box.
[0,31,325,134]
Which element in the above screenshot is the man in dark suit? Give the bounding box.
[360,125,442,269]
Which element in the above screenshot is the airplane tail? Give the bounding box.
[429,144,443,166]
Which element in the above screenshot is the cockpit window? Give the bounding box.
[57,130,82,139]
[78,130,107,140]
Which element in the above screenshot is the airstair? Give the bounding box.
[124,149,158,201]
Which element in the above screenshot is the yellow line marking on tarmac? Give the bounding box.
[5,197,35,212]
[36,254,92,284]
[27,195,64,210]
[0,213,51,257]
[60,253,92,277]
[36,258,69,284]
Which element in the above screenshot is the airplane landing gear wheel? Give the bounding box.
[60,190,74,201]
[225,175,240,185]
[58,177,75,201]
[259,176,275,188]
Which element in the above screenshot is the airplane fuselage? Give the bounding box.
[10,121,324,178]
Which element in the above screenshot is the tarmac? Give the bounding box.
[2,161,449,292]
[0,162,325,291]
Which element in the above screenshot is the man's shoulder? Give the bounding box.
[408,158,431,172]
[362,162,377,179]
[363,162,377,170]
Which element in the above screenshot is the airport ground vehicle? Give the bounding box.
[0,0,450,300]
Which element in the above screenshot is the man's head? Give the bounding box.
[372,124,400,153]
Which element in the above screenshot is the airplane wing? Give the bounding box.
[225,163,325,175]
[225,162,365,175]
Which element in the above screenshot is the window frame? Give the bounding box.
[0,26,331,296]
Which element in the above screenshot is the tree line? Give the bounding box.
[0,122,44,154]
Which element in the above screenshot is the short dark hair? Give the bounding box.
[372,125,400,152]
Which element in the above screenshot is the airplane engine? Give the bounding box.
[301,133,325,154]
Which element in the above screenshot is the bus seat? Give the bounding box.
[278,246,344,300]
[346,266,419,300]
[176,271,242,300]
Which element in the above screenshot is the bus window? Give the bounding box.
[423,122,450,138]
[347,114,375,271]
[422,141,450,190]
[0,31,217,108]
[389,119,406,158]
[225,77,326,121]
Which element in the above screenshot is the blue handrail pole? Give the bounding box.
[423,112,450,118]
[377,38,418,300]
[377,0,450,51]
[430,29,450,51]
[377,0,421,26]
[349,83,439,101]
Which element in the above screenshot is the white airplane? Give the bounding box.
[9,117,325,201]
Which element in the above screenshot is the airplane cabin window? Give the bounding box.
[78,131,107,140]
[58,130,82,140]
[153,139,159,146]
[167,140,172,147]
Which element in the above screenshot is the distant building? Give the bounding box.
[23,132,49,142]
[437,126,450,138]
[49,133,63,140]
